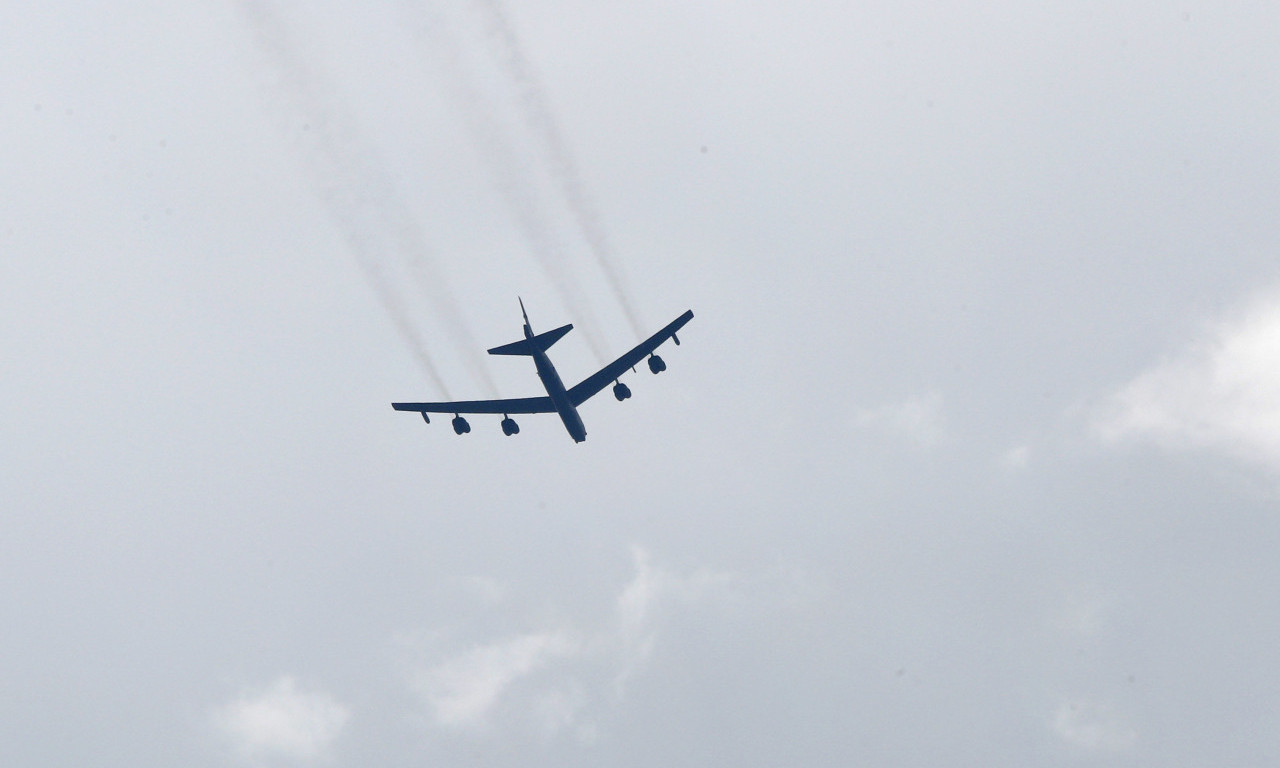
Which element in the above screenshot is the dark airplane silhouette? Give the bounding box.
[392,300,694,442]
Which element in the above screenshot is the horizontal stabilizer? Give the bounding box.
[488,323,573,356]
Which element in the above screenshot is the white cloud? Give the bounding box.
[613,546,734,695]
[403,547,739,739]
[853,393,947,447]
[413,630,578,729]
[1052,699,1136,752]
[1098,293,1280,470]
[615,546,707,647]
[215,677,349,764]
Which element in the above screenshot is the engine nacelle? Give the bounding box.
[501,417,520,436]
[647,354,666,374]
[613,381,632,401]
[451,416,471,435]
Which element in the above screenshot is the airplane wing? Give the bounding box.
[392,396,556,415]
[568,309,694,406]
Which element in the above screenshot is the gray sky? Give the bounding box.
[4,1,1280,765]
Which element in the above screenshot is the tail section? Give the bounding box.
[490,298,573,356]
[488,323,573,356]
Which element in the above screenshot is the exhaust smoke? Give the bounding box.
[407,3,610,362]
[234,0,497,397]
[471,0,647,340]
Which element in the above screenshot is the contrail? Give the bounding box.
[404,1,609,363]
[234,0,496,397]
[471,0,647,340]
[320,180,454,397]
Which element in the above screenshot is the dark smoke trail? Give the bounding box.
[472,0,647,340]
[319,181,452,397]
[359,144,500,396]
[405,2,609,363]
[234,0,497,397]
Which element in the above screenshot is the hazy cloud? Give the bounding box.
[531,684,588,740]
[215,677,349,764]
[404,547,737,738]
[456,575,510,606]
[12,3,1280,765]
[998,444,1031,471]
[1098,291,1280,471]
[613,546,734,695]
[1050,585,1117,640]
[412,630,579,729]
[1052,699,1137,752]
[853,393,948,448]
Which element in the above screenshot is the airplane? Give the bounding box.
[392,299,694,443]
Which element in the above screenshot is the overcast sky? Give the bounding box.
[4,1,1280,765]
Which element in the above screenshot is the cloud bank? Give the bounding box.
[403,547,736,739]
[1052,699,1137,752]
[412,630,579,729]
[853,393,948,448]
[215,677,349,764]
[1099,291,1280,471]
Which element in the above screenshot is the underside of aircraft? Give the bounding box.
[392,300,694,443]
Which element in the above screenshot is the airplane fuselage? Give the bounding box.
[532,346,587,442]
[524,325,587,442]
